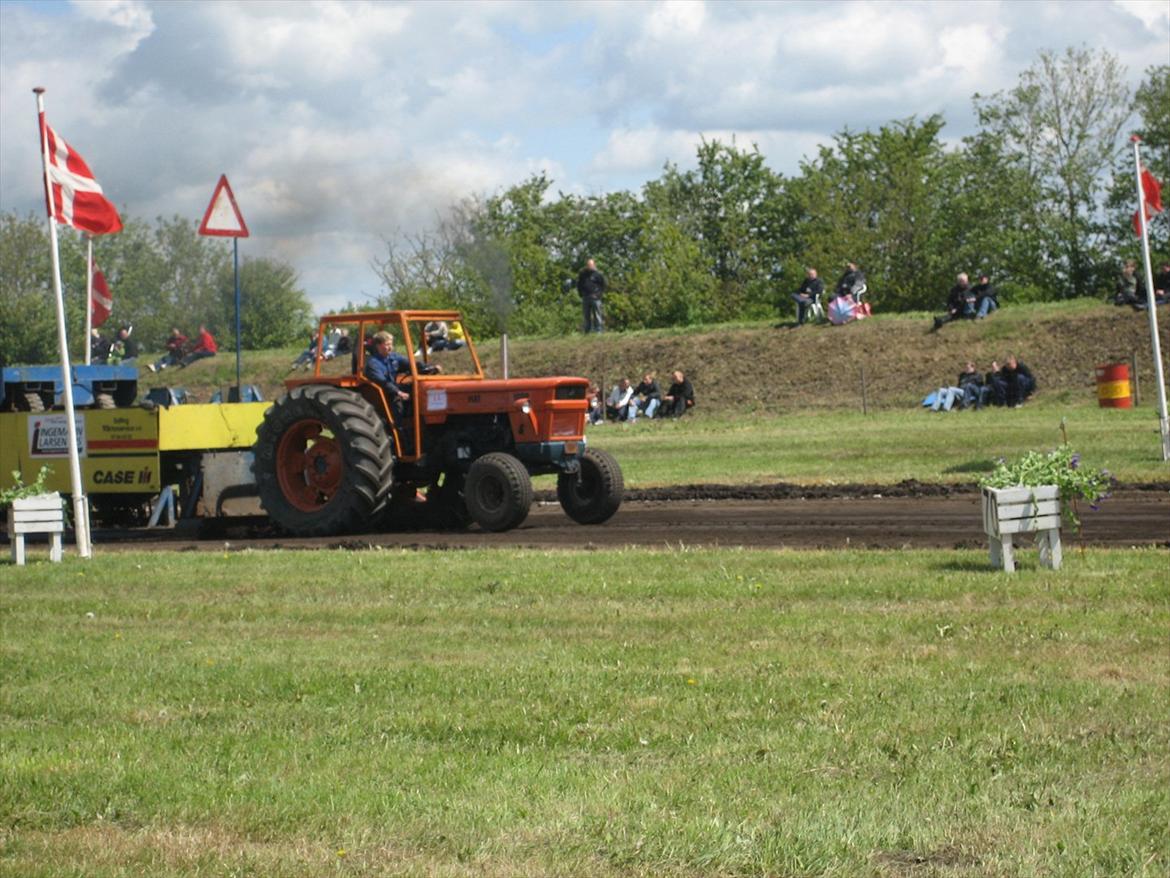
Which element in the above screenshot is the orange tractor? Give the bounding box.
[253,310,622,535]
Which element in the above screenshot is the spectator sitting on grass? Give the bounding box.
[606,378,637,423]
[586,382,604,425]
[90,329,111,363]
[791,267,824,326]
[1148,261,1170,308]
[958,360,988,409]
[926,360,987,412]
[662,370,695,417]
[833,262,865,301]
[179,325,217,368]
[149,328,188,372]
[633,372,662,419]
[933,273,976,329]
[1114,260,1144,308]
[971,273,998,318]
[988,355,1035,408]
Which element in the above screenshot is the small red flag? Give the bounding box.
[1134,167,1165,236]
[1142,168,1164,213]
[91,261,112,327]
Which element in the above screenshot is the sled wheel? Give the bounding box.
[557,447,624,525]
[465,452,532,532]
[254,385,392,536]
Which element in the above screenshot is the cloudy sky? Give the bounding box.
[2,0,1167,313]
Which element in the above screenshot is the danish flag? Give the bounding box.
[91,260,112,327]
[1133,167,1164,237]
[39,113,122,235]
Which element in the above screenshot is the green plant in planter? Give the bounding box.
[980,446,1112,531]
[0,466,55,511]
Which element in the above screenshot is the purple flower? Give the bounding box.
[1069,453,1080,470]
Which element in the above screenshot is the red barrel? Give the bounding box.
[1095,362,1132,408]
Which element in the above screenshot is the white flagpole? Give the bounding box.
[85,235,93,365]
[1131,137,1170,461]
[34,87,92,557]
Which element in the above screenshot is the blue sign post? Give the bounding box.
[198,174,250,399]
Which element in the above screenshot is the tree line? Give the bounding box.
[0,213,312,366]
[2,49,1166,366]
[376,50,1168,336]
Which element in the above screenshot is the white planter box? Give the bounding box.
[981,485,1062,572]
[7,492,64,566]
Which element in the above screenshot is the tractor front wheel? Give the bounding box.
[557,448,623,525]
[465,453,532,532]
[253,385,393,536]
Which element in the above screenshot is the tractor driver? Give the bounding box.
[364,330,440,424]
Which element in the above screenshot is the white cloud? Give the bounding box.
[1,0,1167,314]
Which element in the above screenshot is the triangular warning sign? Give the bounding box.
[198,174,249,238]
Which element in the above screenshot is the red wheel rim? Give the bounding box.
[275,419,342,512]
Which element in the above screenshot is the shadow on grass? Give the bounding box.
[932,559,996,573]
[943,459,997,474]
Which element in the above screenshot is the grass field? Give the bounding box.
[574,398,1170,488]
[2,549,1167,877]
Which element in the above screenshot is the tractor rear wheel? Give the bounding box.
[254,385,393,536]
[465,452,532,532]
[557,448,623,525]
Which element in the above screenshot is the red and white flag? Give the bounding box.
[91,260,112,327]
[39,113,122,236]
[1133,167,1164,237]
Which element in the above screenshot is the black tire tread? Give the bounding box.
[254,385,393,536]
[557,447,624,525]
[465,452,533,532]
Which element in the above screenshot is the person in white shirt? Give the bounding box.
[605,377,637,422]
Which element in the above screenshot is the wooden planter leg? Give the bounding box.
[1037,528,1062,570]
[988,534,1015,572]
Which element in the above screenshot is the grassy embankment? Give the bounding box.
[2,549,1167,877]
[136,300,1170,487]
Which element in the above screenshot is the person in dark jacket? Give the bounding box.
[363,331,440,424]
[971,273,998,318]
[958,360,987,409]
[90,329,111,363]
[577,258,606,334]
[988,355,1035,407]
[833,262,865,300]
[149,327,188,372]
[1152,261,1170,307]
[934,273,976,329]
[633,371,662,419]
[661,370,695,417]
[791,267,824,325]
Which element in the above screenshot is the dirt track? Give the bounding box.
[74,489,1169,553]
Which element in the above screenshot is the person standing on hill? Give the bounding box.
[577,257,606,334]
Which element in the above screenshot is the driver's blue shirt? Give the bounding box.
[364,350,412,396]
